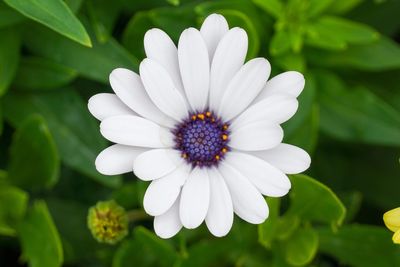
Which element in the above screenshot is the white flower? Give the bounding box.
[88,14,311,238]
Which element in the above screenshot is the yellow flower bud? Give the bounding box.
[393,230,400,244]
[87,200,128,245]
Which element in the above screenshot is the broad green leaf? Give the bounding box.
[275,214,300,241]
[0,185,28,236]
[308,16,378,46]
[307,0,334,18]
[3,89,121,188]
[13,57,78,90]
[8,114,60,190]
[113,226,178,267]
[86,0,120,43]
[4,0,91,47]
[307,37,400,71]
[24,23,138,83]
[252,0,283,19]
[258,198,280,248]
[283,226,319,266]
[0,27,20,96]
[18,200,63,267]
[328,0,363,14]
[318,225,400,267]
[317,71,400,146]
[287,175,346,227]
[0,2,25,28]
[274,52,306,72]
[64,0,84,13]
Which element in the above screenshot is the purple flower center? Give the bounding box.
[173,111,229,167]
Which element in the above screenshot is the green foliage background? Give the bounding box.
[0,0,399,266]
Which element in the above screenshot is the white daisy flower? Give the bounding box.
[88,14,311,238]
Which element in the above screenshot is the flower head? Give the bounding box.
[87,200,128,244]
[383,207,400,244]
[88,14,311,238]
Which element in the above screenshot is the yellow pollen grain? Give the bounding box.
[223,124,228,130]
[222,134,228,141]
[221,148,228,153]
[197,114,205,120]
[206,111,211,117]
[191,115,197,120]
[215,155,220,160]
[182,153,188,159]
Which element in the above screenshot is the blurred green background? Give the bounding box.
[0,0,400,266]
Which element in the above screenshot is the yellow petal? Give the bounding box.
[393,230,400,244]
[383,207,400,232]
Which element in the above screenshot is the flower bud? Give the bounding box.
[87,200,128,245]
[383,207,400,244]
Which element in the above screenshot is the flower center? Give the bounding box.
[173,111,229,167]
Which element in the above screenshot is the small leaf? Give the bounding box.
[18,200,63,267]
[24,23,138,83]
[8,114,60,190]
[3,89,121,188]
[13,57,78,91]
[258,198,280,248]
[287,174,346,227]
[284,226,319,266]
[0,185,28,236]
[317,71,400,146]
[4,0,91,47]
[86,0,120,43]
[307,0,334,17]
[113,226,178,267]
[307,37,400,71]
[318,225,400,267]
[252,0,283,19]
[0,27,20,96]
[274,52,306,72]
[328,0,363,14]
[270,30,292,56]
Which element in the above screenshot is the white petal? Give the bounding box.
[109,68,174,128]
[218,58,271,121]
[256,71,305,101]
[88,93,135,121]
[230,121,283,151]
[144,164,190,216]
[200,13,229,61]
[180,167,210,229]
[231,95,298,129]
[224,152,291,197]
[205,167,233,237]
[133,149,183,181]
[219,162,269,224]
[251,144,311,174]
[100,115,174,148]
[140,58,188,121]
[209,27,248,111]
[144,28,185,96]
[95,144,147,175]
[154,197,182,239]
[178,28,210,111]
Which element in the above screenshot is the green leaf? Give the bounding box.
[0,102,3,136]
[4,0,91,47]
[258,198,280,248]
[0,27,20,96]
[0,2,25,28]
[328,0,363,14]
[270,30,292,56]
[317,71,400,146]
[0,185,28,236]
[24,23,138,83]
[86,0,120,43]
[307,37,400,71]
[13,57,78,91]
[252,0,283,19]
[8,114,60,190]
[308,16,378,47]
[3,89,121,188]
[18,200,63,267]
[318,225,400,267]
[113,226,178,267]
[307,0,334,18]
[274,52,306,72]
[287,175,346,227]
[283,226,319,266]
